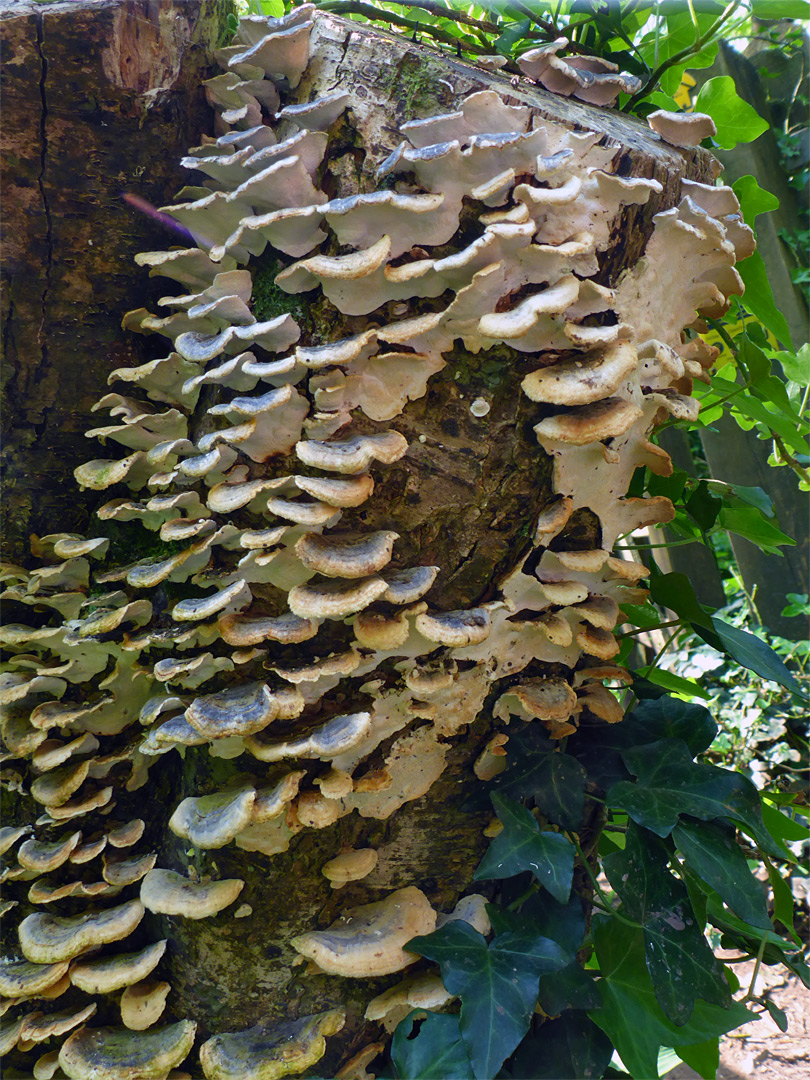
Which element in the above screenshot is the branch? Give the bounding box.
[625,0,743,108]
[318,1,494,54]
[771,432,810,485]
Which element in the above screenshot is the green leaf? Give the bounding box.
[510,1011,613,1080]
[257,0,284,16]
[492,746,586,830]
[695,76,769,149]
[391,1013,474,1080]
[705,891,793,952]
[764,1000,789,1033]
[676,1038,720,1079]
[603,823,731,1024]
[697,617,808,699]
[493,890,586,958]
[761,800,810,844]
[608,739,783,857]
[475,794,575,903]
[639,666,711,700]
[649,571,714,629]
[672,818,771,929]
[623,698,717,755]
[537,961,601,1015]
[752,0,810,16]
[589,918,754,1079]
[686,482,723,531]
[772,343,810,386]
[408,921,567,1080]
[736,251,795,347]
[718,506,796,555]
[732,175,780,228]
[763,856,799,943]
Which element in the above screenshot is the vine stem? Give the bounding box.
[625,0,743,109]
[618,619,682,639]
[572,836,640,929]
[744,933,768,1002]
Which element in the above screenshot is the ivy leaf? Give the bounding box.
[622,697,717,755]
[489,890,586,962]
[475,793,575,903]
[717,506,796,555]
[751,0,810,16]
[695,76,769,149]
[407,920,568,1080]
[589,917,754,1079]
[608,738,783,858]
[772,343,810,386]
[510,1011,613,1080]
[693,617,808,699]
[537,961,601,1015]
[604,823,731,1024]
[736,250,794,347]
[686,482,723,531]
[764,1000,789,1032]
[491,744,586,830]
[390,1013,474,1080]
[676,1038,720,1080]
[648,570,714,630]
[732,175,780,227]
[763,856,800,944]
[673,818,771,929]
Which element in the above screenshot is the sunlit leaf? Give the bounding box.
[695,76,769,149]
[676,1038,721,1080]
[736,251,794,347]
[589,917,754,1079]
[732,175,780,227]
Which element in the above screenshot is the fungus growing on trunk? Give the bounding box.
[1,3,753,1074]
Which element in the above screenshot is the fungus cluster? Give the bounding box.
[1,5,752,1077]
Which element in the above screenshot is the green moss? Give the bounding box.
[251,252,309,327]
[452,348,512,393]
[96,520,183,565]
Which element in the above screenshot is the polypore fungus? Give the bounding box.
[290,887,436,976]
[2,5,753,1074]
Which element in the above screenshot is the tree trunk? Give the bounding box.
[1,6,748,1079]
[1,0,231,560]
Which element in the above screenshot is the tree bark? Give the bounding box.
[1,0,231,561]
[1,7,739,1079]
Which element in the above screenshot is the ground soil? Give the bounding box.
[669,961,810,1080]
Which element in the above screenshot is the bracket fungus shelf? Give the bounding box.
[1,3,752,1078]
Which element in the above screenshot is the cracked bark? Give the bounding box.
[0,0,232,561]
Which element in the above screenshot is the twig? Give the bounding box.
[317,1,492,54]
[572,836,639,929]
[771,433,810,484]
[625,0,743,107]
